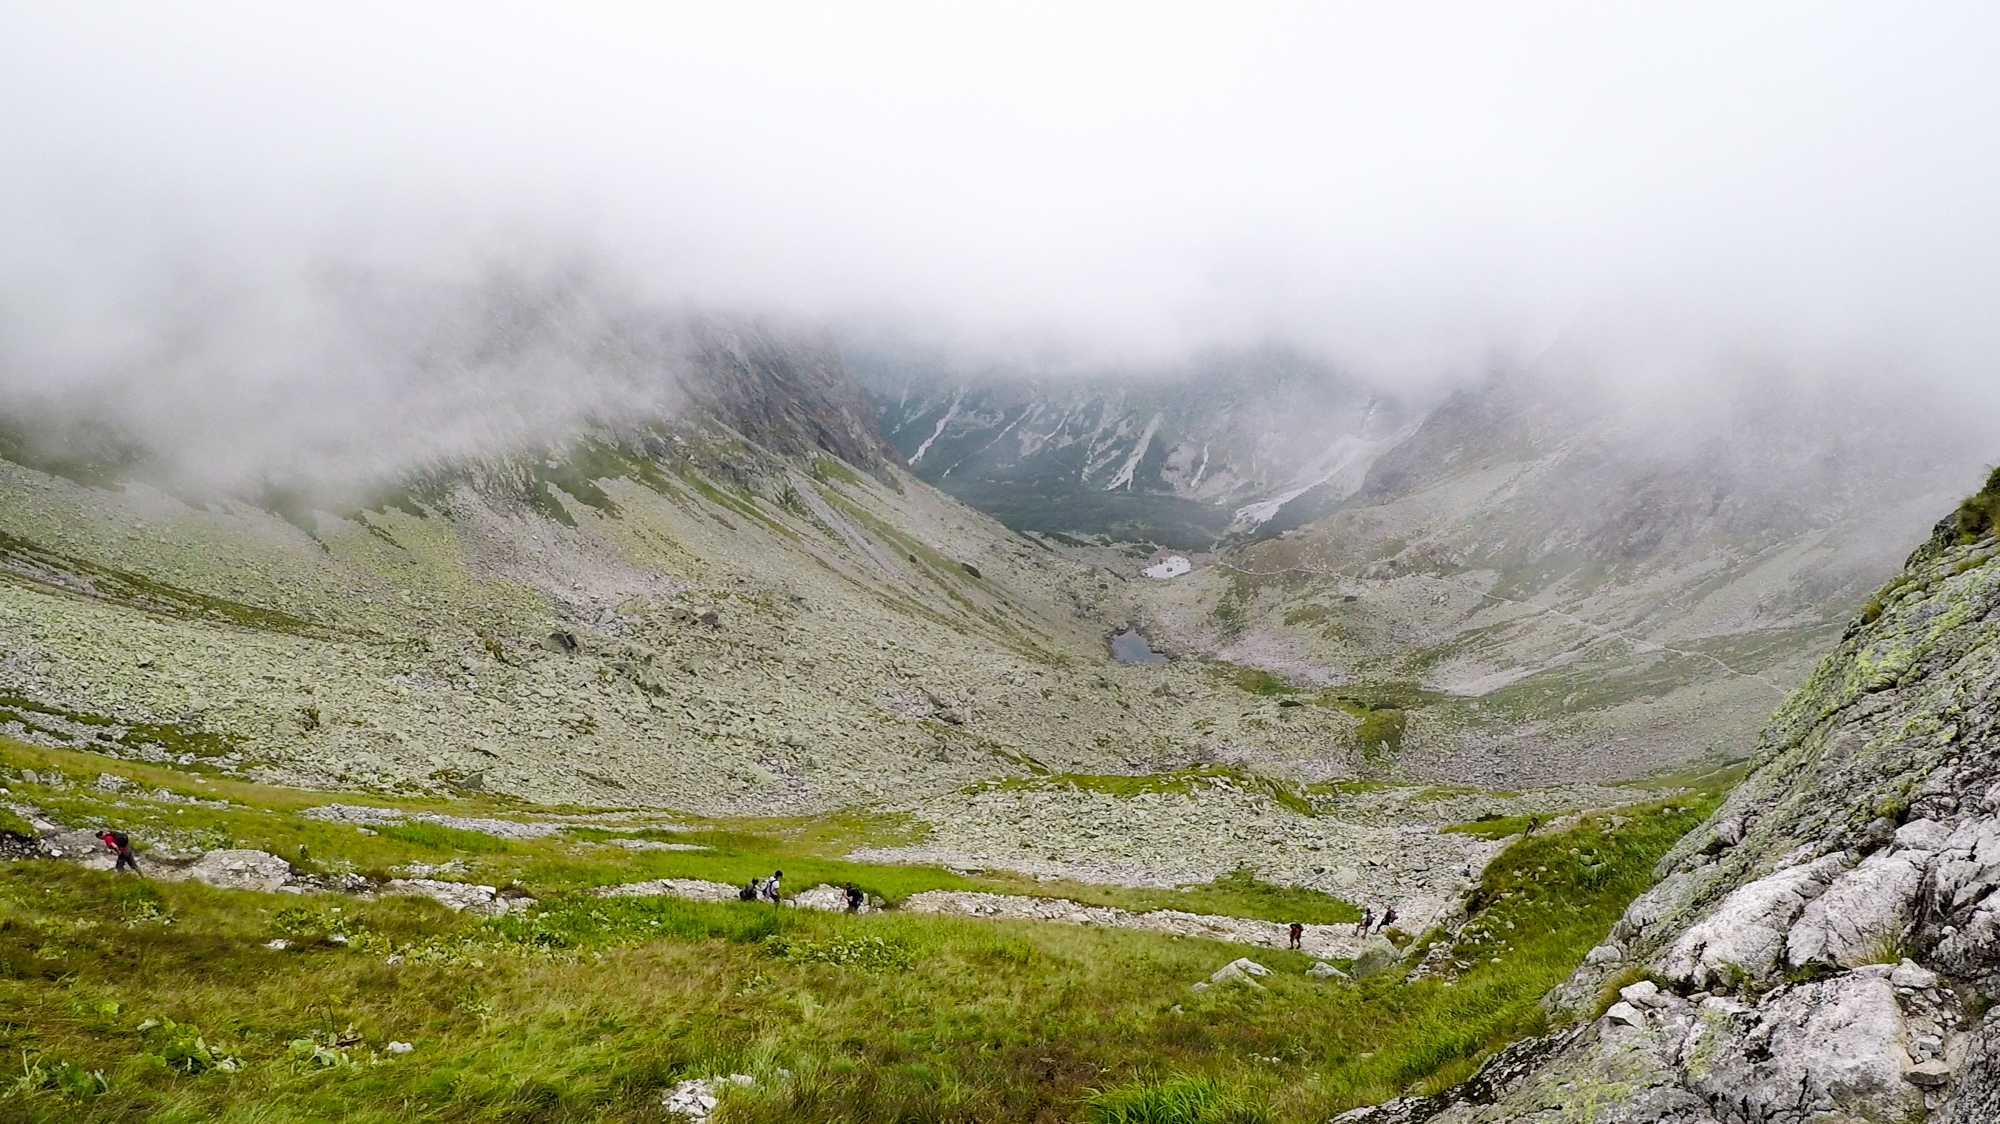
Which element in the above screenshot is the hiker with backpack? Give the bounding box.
[98,829,140,874]
[760,870,783,903]
[845,882,865,913]
[1288,922,1304,949]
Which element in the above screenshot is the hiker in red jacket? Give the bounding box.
[99,830,140,874]
[1288,922,1304,949]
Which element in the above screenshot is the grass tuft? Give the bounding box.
[1086,1075,1270,1124]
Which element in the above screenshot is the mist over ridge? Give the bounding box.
[2,3,1998,464]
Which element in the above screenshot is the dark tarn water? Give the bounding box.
[1110,630,1167,664]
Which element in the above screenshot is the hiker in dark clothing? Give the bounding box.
[99,830,139,874]
[1288,922,1304,950]
[1356,907,1374,936]
[1377,906,1398,933]
[845,882,864,913]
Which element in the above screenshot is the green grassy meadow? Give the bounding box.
[0,735,1717,1122]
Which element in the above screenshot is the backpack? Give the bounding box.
[108,831,130,850]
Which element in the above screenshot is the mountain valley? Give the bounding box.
[3,318,1998,1123]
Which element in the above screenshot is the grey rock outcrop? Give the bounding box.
[1786,848,1929,969]
[180,849,296,893]
[381,878,528,917]
[1657,852,1851,989]
[1340,483,2000,1121]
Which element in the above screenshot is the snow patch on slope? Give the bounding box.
[908,393,962,465]
[1104,414,1162,492]
[1227,426,1417,533]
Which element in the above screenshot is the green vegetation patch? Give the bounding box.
[0,531,332,637]
[1437,796,1717,1020]
[979,765,1318,819]
[1087,1074,1270,1124]
[0,780,1716,1123]
[1952,464,2000,544]
[1439,814,1540,840]
[373,822,515,854]
[1230,667,1298,696]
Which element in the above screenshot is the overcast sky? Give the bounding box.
[2,3,1997,438]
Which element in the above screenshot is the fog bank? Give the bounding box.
[2,4,1998,483]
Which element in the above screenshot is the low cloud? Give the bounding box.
[1,4,1997,483]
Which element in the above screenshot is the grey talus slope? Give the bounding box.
[0,327,1421,810]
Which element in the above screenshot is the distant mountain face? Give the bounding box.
[853,347,1416,549]
[0,318,1430,812]
[1137,368,2000,784]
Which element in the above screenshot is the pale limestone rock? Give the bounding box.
[1605,1001,1645,1028]
[1620,980,1670,1009]
[381,878,525,918]
[783,883,858,912]
[1890,959,1939,990]
[1895,817,1953,853]
[1584,941,1625,967]
[1658,853,1850,989]
[1907,1059,1953,1088]
[1205,960,1267,990]
[591,878,742,902]
[1216,957,1270,978]
[1932,817,2000,912]
[1785,849,1926,969]
[181,848,295,893]
[1684,973,1920,1124]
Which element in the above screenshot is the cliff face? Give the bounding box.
[1345,475,2000,1122]
[859,347,1409,548]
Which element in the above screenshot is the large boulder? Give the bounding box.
[180,849,296,893]
[1350,939,1401,980]
[1683,972,1921,1124]
[784,883,858,912]
[1657,853,1850,990]
[1785,848,1928,969]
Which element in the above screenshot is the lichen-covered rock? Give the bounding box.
[1337,481,2000,1121]
[1681,973,1920,1124]
[1785,848,1928,969]
[1657,853,1850,989]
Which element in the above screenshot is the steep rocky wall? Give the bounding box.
[1339,496,2000,1122]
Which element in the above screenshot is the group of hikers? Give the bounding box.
[1282,904,1399,949]
[737,870,868,913]
[1355,905,1397,936]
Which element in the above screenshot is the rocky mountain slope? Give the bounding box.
[0,319,1426,812]
[1345,469,2000,1123]
[856,346,1413,548]
[1135,370,1994,785]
